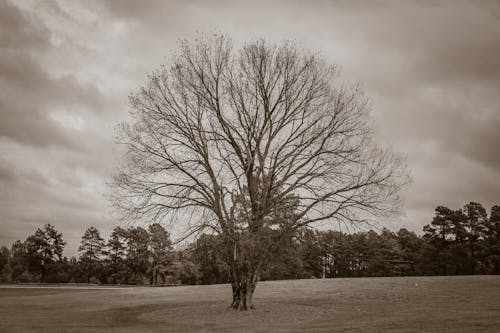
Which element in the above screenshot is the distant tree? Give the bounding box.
[0,246,11,282]
[421,203,497,275]
[315,230,347,278]
[423,206,468,275]
[24,224,66,282]
[363,229,400,277]
[298,228,411,278]
[106,227,127,284]
[79,227,105,261]
[174,259,200,285]
[79,227,105,283]
[66,256,84,283]
[483,205,500,274]
[123,227,150,284]
[396,228,423,275]
[45,257,72,283]
[299,229,323,278]
[192,234,228,285]
[1,262,12,283]
[9,240,29,282]
[169,246,198,284]
[462,202,487,274]
[0,246,9,273]
[261,230,306,281]
[104,225,175,285]
[112,35,407,310]
[423,206,463,241]
[147,223,173,285]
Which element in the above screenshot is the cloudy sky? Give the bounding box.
[1,0,499,256]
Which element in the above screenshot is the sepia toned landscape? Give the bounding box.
[1,0,500,331]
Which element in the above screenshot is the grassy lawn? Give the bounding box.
[1,276,499,332]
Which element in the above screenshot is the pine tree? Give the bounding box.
[79,227,105,283]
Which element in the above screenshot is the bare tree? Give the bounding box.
[112,35,407,310]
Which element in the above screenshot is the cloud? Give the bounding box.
[0,0,499,255]
[0,0,120,254]
[311,0,500,224]
[0,0,50,51]
[0,1,110,149]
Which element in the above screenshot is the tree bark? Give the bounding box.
[229,271,258,310]
[225,237,261,311]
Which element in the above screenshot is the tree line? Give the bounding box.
[0,202,498,285]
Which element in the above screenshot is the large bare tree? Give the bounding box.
[112,35,407,310]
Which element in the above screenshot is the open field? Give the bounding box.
[1,276,499,332]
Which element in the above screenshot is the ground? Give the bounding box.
[1,276,499,332]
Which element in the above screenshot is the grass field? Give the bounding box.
[1,276,499,332]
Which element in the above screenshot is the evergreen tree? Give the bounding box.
[25,224,66,282]
[79,227,105,283]
[147,223,173,285]
[106,227,127,284]
[484,205,500,273]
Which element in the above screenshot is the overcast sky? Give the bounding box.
[1,0,500,256]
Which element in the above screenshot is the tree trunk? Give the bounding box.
[224,235,261,310]
[229,271,258,310]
